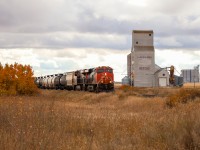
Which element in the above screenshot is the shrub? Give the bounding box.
[119,85,134,92]
[0,63,38,96]
[166,88,200,107]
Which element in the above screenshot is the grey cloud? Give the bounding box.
[34,58,80,76]
[0,0,200,51]
[34,49,88,60]
[0,32,131,49]
[147,0,200,15]
[73,7,133,35]
[155,36,200,49]
[0,0,77,33]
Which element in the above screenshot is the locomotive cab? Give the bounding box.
[96,66,114,91]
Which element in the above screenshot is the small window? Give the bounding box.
[149,34,151,36]
[163,74,165,76]
[136,41,138,44]
[105,69,113,73]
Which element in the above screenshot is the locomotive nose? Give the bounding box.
[101,75,112,84]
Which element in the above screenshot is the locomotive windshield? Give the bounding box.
[97,68,113,73]
[105,69,113,73]
[97,69,104,73]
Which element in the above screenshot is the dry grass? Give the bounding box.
[1,87,200,149]
[166,88,200,107]
[183,83,200,88]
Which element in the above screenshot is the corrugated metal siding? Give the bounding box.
[131,30,155,87]
[122,76,130,85]
[127,53,131,78]
[181,69,199,83]
[133,48,155,87]
[174,75,183,86]
[132,31,153,47]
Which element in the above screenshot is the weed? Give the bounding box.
[166,88,200,107]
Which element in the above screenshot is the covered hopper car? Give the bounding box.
[35,66,114,92]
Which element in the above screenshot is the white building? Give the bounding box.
[127,30,171,87]
[154,68,170,87]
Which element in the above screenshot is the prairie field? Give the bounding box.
[1,85,200,150]
[183,83,200,88]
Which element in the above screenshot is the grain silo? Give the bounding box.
[181,67,199,83]
[131,30,155,87]
[122,76,131,85]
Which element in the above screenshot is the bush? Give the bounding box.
[119,85,134,92]
[0,63,38,96]
[166,88,200,107]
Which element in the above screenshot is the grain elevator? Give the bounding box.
[125,30,182,87]
[131,30,155,87]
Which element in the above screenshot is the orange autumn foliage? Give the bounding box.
[0,63,38,95]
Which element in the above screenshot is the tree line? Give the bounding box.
[0,63,38,95]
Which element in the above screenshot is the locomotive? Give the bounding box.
[35,66,114,92]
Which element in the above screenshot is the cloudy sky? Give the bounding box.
[0,0,200,81]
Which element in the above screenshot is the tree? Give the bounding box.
[0,63,38,95]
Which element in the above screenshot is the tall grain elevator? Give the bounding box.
[124,30,183,87]
[131,30,155,87]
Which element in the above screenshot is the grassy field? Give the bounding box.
[183,83,200,88]
[1,85,200,150]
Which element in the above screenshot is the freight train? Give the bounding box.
[35,66,114,92]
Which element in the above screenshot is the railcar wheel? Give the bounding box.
[95,87,99,93]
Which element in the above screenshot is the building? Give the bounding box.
[122,76,131,85]
[154,68,170,87]
[181,66,199,83]
[126,30,183,87]
[128,30,156,87]
[127,53,131,78]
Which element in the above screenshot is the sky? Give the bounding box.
[0,0,200,81]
